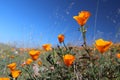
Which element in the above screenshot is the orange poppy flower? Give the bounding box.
[29,50,40,60]
[10,55,14,59]
[58,34,64,43]
[7,63,16,71]
[38,60,42,66]
[116,53,120,59]
[63,54,75,67]
[0,78,10,80]
[95,39,113,54]
[73,11,91,26]
[21,62,26,67]
[42,44,52,51]
[26,58,33,65]
[11,70,21,78]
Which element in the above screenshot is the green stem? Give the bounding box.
[80,27,91,58]
[81,27,87,47]
[57,45,63,58]
[63,41,68,51]
[22,66,34,79]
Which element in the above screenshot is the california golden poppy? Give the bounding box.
[10,55,14,59]
[11,70,21,78]
[42,44,52,51]
[21,62,26,67]
[0,78,10,80]
[38,60,42,66]
[95,39,112,54]
[73,11,91,26]
[26,58,33,65]
[116,53,120,59]
[29,50,40,60]
[63,54,75,67]
[58,34,64,43]
[7,63,16,71]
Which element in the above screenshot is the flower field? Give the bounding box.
[0,11,120,80]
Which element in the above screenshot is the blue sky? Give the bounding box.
[0,0,120,47]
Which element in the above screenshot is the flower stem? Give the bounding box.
[80,27,91,58]
[63,41,68,50]
[81,27,87,47]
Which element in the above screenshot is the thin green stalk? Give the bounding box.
[80,27,91,59]
[81,27,87,47]
[63,41,68,51]
[22,66,36,80]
